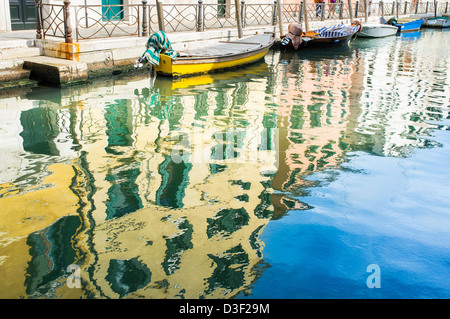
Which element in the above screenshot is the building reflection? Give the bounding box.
[2,37,447,298]
[0,53,366,298]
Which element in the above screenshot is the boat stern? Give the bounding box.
[154,54,174,76]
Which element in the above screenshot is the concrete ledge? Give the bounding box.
[23,56,88,87]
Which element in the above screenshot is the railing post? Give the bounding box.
[272,0,277,25]
[156,0,165,32]
[142,0,148,36]
[380,0,384,16]
[63,1,73,43]
[415,0,419,13]
[35,0,42,39]
[446,1,449,13]
[426,1,429,13]
[404,0,408,14]
[197,0,203,31]
[391,1,395,15]
[321,2,325,20]
[339,1,344,18]
[434,0,437,16]
[355,0,359,18]
[241,0,246,28]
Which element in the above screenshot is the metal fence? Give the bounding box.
[35,0,450,43]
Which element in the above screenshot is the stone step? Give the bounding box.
[0,68,31,82]
[0,59,25,71]
[23,56,88,86]
[0,46,42,61]
[0,39,35,49]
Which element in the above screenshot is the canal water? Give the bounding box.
[0,28,449,299]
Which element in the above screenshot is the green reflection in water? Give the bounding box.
[25,215,81,296]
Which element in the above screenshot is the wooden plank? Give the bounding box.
[218,41,261,45]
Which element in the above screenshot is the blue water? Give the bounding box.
[248,131,450,298]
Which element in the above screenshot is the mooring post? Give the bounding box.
[348,0,353,23]
[35,0,42,39]
[303,0,309,31]
[234,0,243,38]
[63,0,73,43]
[364,0,368,21]
[277,0,284,38]
[142,0,148,36]
[156,0,165,32]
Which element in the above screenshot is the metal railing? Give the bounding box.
[35,0,450,43]
[75,4,141,40]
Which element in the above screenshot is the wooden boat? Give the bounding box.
[283,22,362,49]
[423,16,450,28]
[387,17,424,32]
[357,22,398,38]
[154,33,275,77]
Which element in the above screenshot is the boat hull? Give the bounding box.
[154,35,274,77]
[358,24,398,38]
[423,17,450,28]
[392,18,424,32]
[302,33,354,46]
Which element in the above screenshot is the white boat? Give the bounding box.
[357,23,398,38]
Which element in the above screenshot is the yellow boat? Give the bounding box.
[154,33,275,78]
